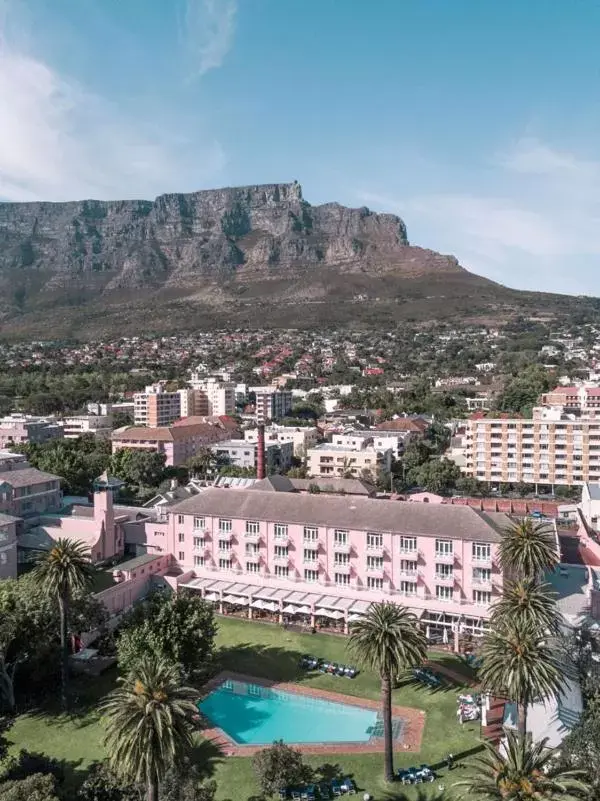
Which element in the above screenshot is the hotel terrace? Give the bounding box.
[145,488,510,639]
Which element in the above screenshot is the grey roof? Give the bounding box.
[114,553,162,571]
[0,467,60,488]
[250,475,296,493]
[170,488,507,542]
[290,477,375,496]
[586,483,600,501]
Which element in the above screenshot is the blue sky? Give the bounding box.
[1,0,600,295]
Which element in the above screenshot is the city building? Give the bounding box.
[0,415,64,448]
[147,488,505,637]
[111,421,232,467]
[254,388,293,423]
[62,413,113,439]
[0,451,61,518]
[541,385,600,411]
[465,407,600,487]
[244,425,319,457]
[0,512,19,579]
[133,384,208,427]
[188,377,235,417]
[307,442,393,478]
[331,430,404,460]
[213,439,294,473]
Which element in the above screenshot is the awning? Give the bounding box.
[283,604,300,613]
[316,608,345,620]
[251,599,265,609]
[349,600,371,614]
[297,606,311,615]
[262,601,279,612]
[205,591,220,601]
[348,613,364,622]
[223,595,249,605]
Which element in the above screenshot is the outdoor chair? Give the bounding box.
[341,777,355,794]
[331,779,342,796]
[316,781,331,799]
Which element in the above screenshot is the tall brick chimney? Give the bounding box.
[257,424,266,480]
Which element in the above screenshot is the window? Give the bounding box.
[193,517,205,529]
[435,539,453,557]
[154,530,165,537]
[436,585,453,601]
[246,562,260,574]
[472,542,491,561]
[303,526,318,541]
[193,555,204,567]
[274,545,288,558]
[399,536,416,553]
[275,565,288,578]
[178,532,185,543]
[400,580,417,595]
[367,532,383,549]
[473,567,491,584]
[218,518,232,532]
[367,576,384,590]
[274,523,288,539]
[193,536,204,549]
[334,529,349,545]
[436,563,453,580]
[177,515,184,524]
[473,590,492,606]
[218,540,231,552]
[219,558,232,570]
[245,544,259,555]
[335,573,350,586]
[246,520,260,535]
[367,556,383,571]
[334,552,350,566]
[304,548,318,563]
[178,551,185,561]
[400,559,417,575]
[304,568,319,583]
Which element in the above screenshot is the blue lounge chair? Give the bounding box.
[316,782,330,799]
[304,784,316,800]
[331,779,342,796]
[278,789,288,800]
[341,777,355,794]
[291,789,302,800]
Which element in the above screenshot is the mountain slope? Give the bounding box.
[0,181,589,338]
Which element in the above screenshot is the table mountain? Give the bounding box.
[0,181,589,337]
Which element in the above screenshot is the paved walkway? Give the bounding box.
[424,660,479,687]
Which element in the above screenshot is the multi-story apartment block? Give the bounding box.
[0,512,19,579]
[254,389,293,424]
[0,415,64,448]
[541,385,600,411]
[147,488,504,636]
[0,453,61,517]
[307,443,393,478]
[213,440,294,473]
[465,406,600,486]
[133,384,208,427]
[62,413,113,439]
[244,425,319,457]
[111,421,233,467]
[189,377,235,417]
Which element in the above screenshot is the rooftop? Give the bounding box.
[170,488,509,542]
[0,466,61,488]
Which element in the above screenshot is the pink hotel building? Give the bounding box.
[145,488,506,638]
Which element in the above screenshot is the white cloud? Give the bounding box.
[0,8,226,202]
[184,0,237,79]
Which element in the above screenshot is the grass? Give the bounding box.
[5,617,484,800]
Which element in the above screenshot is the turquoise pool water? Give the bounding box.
[199,680,379,745]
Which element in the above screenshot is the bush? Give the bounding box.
[252,741,309,796]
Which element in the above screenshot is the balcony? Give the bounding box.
[434,551,454,563]
[333,541,352,554]
[366,564,385,577]
[366,544,385,557]
[218,546,233,555]
[434,572,454,584]
[244,531,262,544]
[399,569,418,579]
[273,553,289,565]
[333,562,351,573]
[244,552,261,563]
[472,576,492,587]
[217,530,233,542]
[472,554,492,566]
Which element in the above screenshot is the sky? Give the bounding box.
[1,0,600,295]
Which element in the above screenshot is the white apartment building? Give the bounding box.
[190,377,235,417]
[213,439,294,473]
[332,430,403,460]
[254,389,293,424]
[307,443,392,479]
[244,425,319,457]
[465,406,600,486]
[134,384,208,427]
[62,414,113,439]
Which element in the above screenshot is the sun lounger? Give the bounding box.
[316,781,331,799]
[278,789,288,800]
[330,779,342,796]
[341,777,355,794]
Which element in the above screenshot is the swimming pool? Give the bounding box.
[199,679,381,745]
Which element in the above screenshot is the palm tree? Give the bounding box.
[499,519,559,580]
[101,656,197,801]
[454,729,590,800]
[480,619,566,738]
[348,602,426,782]
[491,578,562,635]
[31,538,94,709]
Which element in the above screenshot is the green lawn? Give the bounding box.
[6,617,484,800]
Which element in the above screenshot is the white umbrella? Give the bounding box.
[204,592,219,601]
[251,599,265,609]
[347,613,363,622]
[262,601,279,612]
[297,606,311,615]
[224,595,249,605]
[283,604,300,613]
[442,627,449,645]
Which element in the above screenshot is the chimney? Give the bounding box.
[257,424,266,480]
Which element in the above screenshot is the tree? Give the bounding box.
[499,519,559,579]
[77,762,141,801]
[560,693,600,800]
[31,539,95,710]
[186,449,217,481]
[0,774,60,801]
[348,602,427,782]
[101,656,197,801]
[159,767,217,801]
[252,741,308,797]
[480,620,566,737]
[491,579,561,635]
[454,730,589,800]
[408,458,461,495]
[109,449,167,498]
[117,592,217,678]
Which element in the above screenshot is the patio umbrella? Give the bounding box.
[251,599,265,609]
[224,595,249,605]
[262,601,279,612]
[283,604,300,613]
[204,592,220,601]
[442,627,449,645]
[347,613,363,622]
[297,606,312,615]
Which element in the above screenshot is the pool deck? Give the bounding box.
[198,671,426,756]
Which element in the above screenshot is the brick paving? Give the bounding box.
[197,671,426,757]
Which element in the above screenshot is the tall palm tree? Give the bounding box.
[454,729,590,800]
[101,656,198,801]
[480,620,566,738]
[31,538,94,710]
[491,578,562,635]
[348,602,427,782]
[499,518,559,580]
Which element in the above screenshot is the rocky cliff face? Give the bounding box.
[0,181,518,337]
